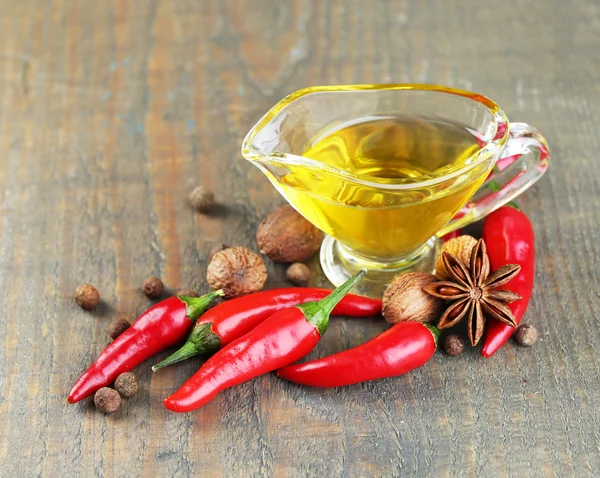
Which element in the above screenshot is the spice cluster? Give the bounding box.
[69,189,538,415]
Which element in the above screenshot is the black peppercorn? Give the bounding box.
[94,387,121,413]
[143,276,164,299]
[114,372,140,398]
[443,334,465,356]
[74,283,100,310]
[286,263,311,286]
[108,318,130,340]
[515,324,538,346]
[189,186,215,212]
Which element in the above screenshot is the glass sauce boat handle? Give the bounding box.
[438,122,550,236]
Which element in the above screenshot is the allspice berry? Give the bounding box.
[189,186,215,212]
[207,246,268,298]
[256,205,324,263]
[142,276,164,299]
[74,284,100,310]
[435,235,478,280]
[94,387,121,413]
[443,334,465,356]
[208,243,229,263]
[382,272,443,324]
[114,372,140,398]
[178,289,199,298]
[108,318,130,340]
[286,263,310,286]
[515,324,538,346]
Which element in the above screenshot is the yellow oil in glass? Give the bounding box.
[279,115,488,259]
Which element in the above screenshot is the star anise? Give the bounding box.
[423,239,521,346]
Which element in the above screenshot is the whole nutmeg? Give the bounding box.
[74,284,100,310]
[189,186,215,212]
[114,372,140,398]
[443,334,465,356]
[382,272,444,324]
[286,262,311,286]
[94,387,121,413]
[108,318,130,340]
[515,324,538,346]
[142,276,164,299]
[207,246,268,298]
[435,235,478,280]
[256,205,324,263]
[208,243,229,263]
[178,289,199,298]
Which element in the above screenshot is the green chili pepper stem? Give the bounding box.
[177,290,224,321]
[151,322,222,372]
[423,323,441,347]
[297,269,367,336]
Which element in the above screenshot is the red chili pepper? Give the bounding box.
[67,291,223,403]
[152,287,381,371]
[277,321,439,387]
[481,205,535,357]
[163,270,366,412]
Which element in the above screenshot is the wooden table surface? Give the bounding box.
[1,0,599,476]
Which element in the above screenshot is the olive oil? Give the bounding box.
[279,116,488,259]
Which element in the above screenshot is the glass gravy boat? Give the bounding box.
[242,85,549,297]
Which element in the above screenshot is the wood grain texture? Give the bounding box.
[0,0,599,476]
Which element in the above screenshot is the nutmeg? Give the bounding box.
[207,246,268,298]
[256,205,324,263]
[208,243,229,263]
[382,272,444,324]
[435,235,477,280]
